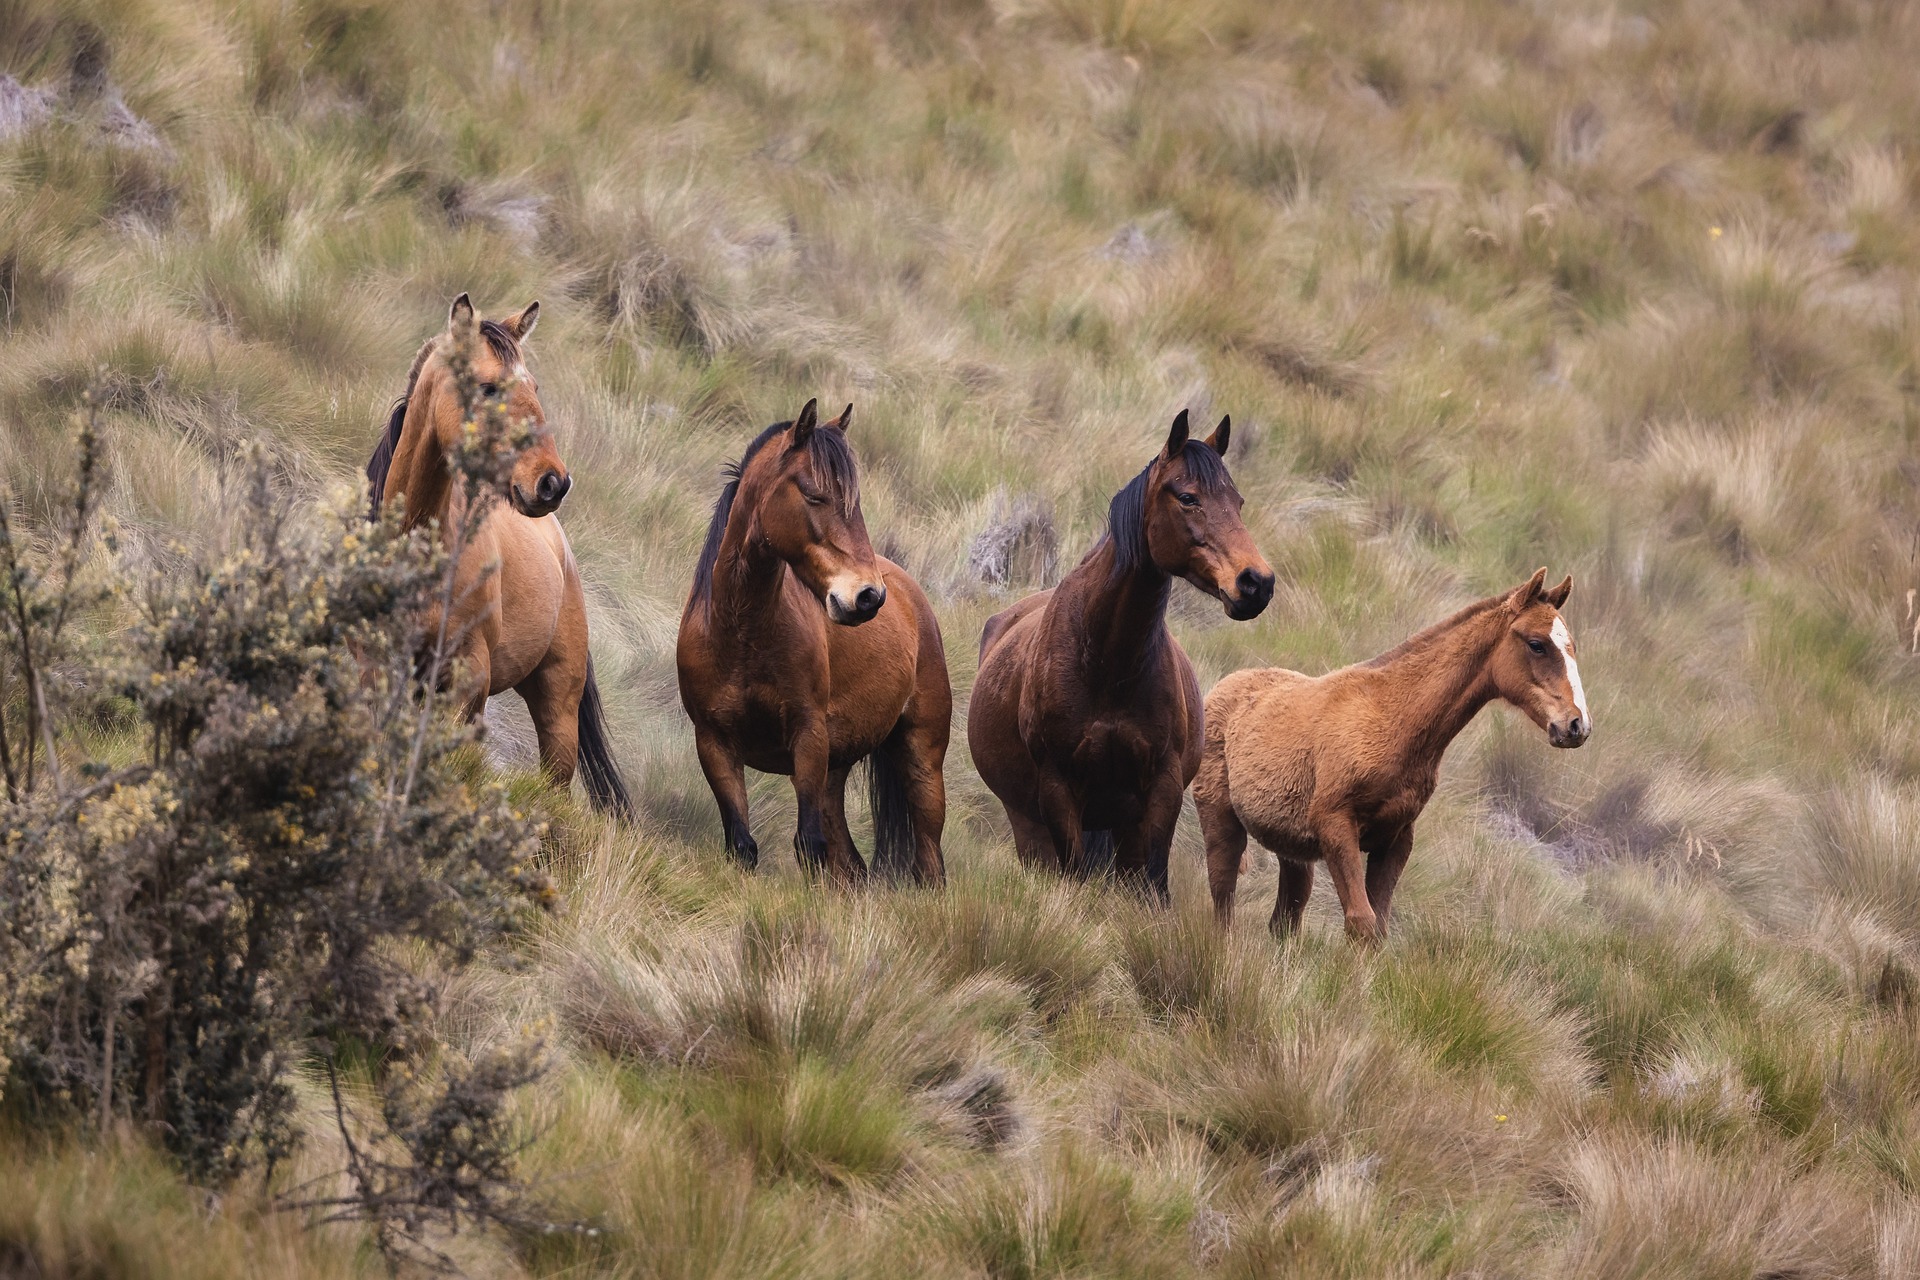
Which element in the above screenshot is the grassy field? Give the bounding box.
[6,0,1920,1273]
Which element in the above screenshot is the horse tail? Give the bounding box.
[866,734,916,879]
[577,657,635,821]
[1079,829,1116,878]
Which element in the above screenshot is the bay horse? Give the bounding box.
[365,293,633,817]
[1195,568,1590,942]
[967,410,1275,901]
[676,399,952,883]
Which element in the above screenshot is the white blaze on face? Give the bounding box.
[1550,616,1588,721]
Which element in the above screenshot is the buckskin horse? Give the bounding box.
[676,399,952,883]
[1195,568,1590,942]
[365,293,633,817]
[967,410,1275,901]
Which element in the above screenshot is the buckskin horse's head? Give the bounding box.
[385,293,570,520]
[1490,568,1591,748]
[744,398,886,625]
[1119,410,1274,620]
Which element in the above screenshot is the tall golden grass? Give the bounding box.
[4,0,1920,1273]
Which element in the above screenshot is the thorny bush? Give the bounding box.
[0,323,559,1263]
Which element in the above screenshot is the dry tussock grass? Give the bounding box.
[5,0,1920,1272]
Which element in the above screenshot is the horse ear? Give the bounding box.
[447,292,474,333]
[1162,409,1190,460]
[1203,414,1231,456]
[829,402,853,431]
[1508,567,1549,609]
[1544,573,1573,609]
[506,300,539,341]
[790,398,819,447]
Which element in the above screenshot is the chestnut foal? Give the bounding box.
[1195,569,1590,942]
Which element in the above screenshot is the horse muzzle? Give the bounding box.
[826,582,886,626]
[511,470,571,517]
[1222,567,1275,621]
[1548,715,1591,748]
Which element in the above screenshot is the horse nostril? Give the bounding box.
[535,471,567,506]
[1569,717,1585,738]
[1237,568,1274,601]
[855,585,885,615]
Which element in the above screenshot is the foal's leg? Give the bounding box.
[1314,813,1380,944]
[694,727,758,868]
[819,764,868,882]
[1196,789,1249,927]
[1272,858,1314,937]
[1364,823,1415,937]
[518,653,586,787]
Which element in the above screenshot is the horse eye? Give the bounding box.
[479,382,500,398]
[1527,637,1547,655]
[1176,492,1200,508]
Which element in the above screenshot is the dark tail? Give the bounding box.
[577,657,635,821]
[1079,830,1116,878]
[866,735,916,879]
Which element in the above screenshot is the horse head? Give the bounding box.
[377,294,570,523]
[743,398,886,625]
[1131,410,1274,620]
[1491,568,1590,748]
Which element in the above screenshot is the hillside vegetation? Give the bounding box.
[5,0,1920,1273]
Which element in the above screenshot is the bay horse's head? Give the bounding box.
[368,294,570,521]
[1491,568,1591,748]
[1113,410,1275,620]
[710,398,886,625]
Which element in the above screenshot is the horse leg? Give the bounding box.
[517,651,586,788]
[820,764,868,882]
[1197,791,1249,928]
[1006,808,1058,869]
[790,720,852,883]
[1364,823,1415,938]
[1118,770,1184,906]
[1033,770,1087,876]
[1314,814,1380,944]
[1272,857,1314,937]
[694,727,759,869]
[895,720,949,887]
[450,640,491,721]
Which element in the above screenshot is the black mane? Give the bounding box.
[1103,439,1231,575]
[365,319,524,520]
[689,419,859,609]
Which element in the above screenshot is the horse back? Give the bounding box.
[978,588,1052,664]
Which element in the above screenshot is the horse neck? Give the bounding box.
[705,474,793,643]
[389,399,455,534]
[1057,538,1172,686]
[1369,606,1506,769]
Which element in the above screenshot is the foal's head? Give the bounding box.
[394,294,570,518]
[1113,410,1274,620]
[1489,568,1591,748]
[743,398,887,625]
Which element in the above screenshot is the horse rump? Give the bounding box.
[577,656,635,820]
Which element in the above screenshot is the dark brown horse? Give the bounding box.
[366,293,632,817]
[1195,569,1590,942]
[676,399,952,883]
[967,410,1274,900]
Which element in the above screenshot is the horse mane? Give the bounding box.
[689,418,859,610]
[365,319,525,519]
[1103,439,1231,576]
[1360,591,1510,669]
